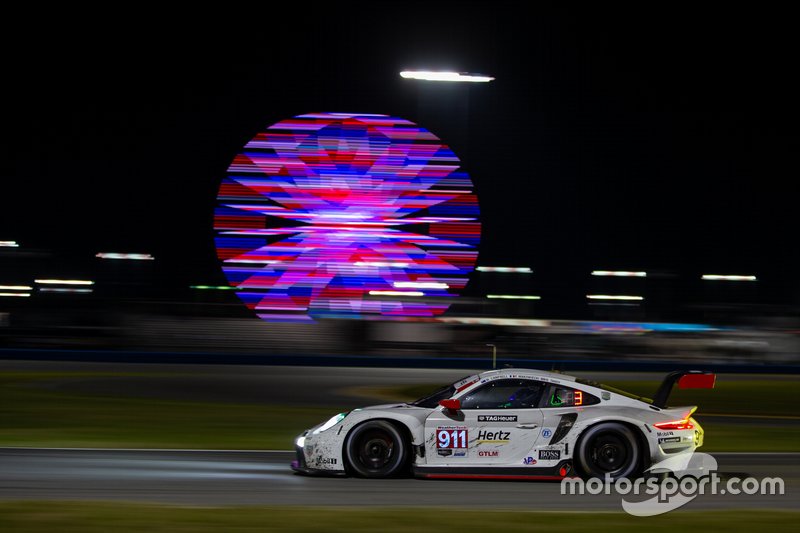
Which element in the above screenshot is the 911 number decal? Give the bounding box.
[437,427,468,448]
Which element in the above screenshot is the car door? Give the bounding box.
[424,378,546,466]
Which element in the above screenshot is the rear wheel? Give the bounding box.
[344,420,408,478]
[576,422,641,480]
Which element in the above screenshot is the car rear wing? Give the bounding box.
[652,370,716,408]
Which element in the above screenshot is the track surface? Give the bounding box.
[0,449,796,509]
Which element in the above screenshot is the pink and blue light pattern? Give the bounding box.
[214,112,480,321]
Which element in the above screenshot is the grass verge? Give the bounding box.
[0,372,336,449]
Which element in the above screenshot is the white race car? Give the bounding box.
[291,368,715,480]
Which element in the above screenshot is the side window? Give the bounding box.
[459,379,544,409]
[544,385,600,407]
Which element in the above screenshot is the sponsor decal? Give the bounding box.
[539,449,561,460]
[659,437,681,444]
[437,426,468,457]
[656,431,674,437]
[437,427,468,449]
[541,428,553,438]
[481,374,560,385]
[315,457,337,465]
[478,450,499,457]
[477,415,518,422]
[523,456,538,465]
[505,374,556,383]
[454,375,480,391]
[477,430,511,443]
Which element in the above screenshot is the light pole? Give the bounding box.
[399,70,494,162]
[486,343,496,369]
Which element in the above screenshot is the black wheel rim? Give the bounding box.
[357,430,394,470]
[589,432,631,475]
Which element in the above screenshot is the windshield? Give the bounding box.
[410,375,473,408]
[410,384,455,408]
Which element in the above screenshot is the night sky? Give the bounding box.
[3,5,799,318]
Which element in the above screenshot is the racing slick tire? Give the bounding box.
[344,420,408,478]
[575,422,642,480]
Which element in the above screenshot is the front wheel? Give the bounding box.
[344,420,408,478]
[575,422,641,480]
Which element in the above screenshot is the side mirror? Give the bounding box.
[439,399,461,410]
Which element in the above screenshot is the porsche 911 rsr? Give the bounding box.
[291,368,715,480]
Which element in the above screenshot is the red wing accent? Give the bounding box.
[678,373,716,389]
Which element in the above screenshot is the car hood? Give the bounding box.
[359,402,430,411]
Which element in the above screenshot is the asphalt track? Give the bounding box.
[0,448,796,509]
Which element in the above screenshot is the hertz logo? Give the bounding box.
[477,430,510,443]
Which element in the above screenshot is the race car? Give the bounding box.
[291,368,715,480]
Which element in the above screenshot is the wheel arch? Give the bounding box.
[342,417,415,476]
[342,414,420,444]
[573,418,653,475]
[343,417,415,448]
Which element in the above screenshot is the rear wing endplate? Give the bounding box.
[652,370,716,408]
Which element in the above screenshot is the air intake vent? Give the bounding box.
[550,413,578,444]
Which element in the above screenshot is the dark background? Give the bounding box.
[3,4,799,321]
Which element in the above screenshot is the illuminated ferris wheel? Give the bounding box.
[214,112,481,322]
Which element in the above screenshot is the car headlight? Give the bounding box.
[295,435,306,448]
[312,412,348,435]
